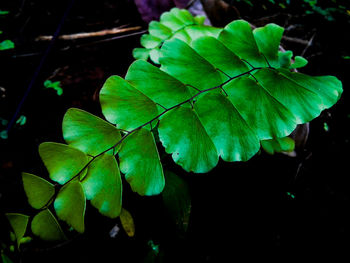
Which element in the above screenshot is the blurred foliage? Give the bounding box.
[227,0,350,21]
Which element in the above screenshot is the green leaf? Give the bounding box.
[253,23,284,68]
[193,15,206,25]
[194,92,260,161]
[171,28,191,43]
[0,130,8,139]
[5,213,29,248]
[15,115,26,126]
[1,253,13,263]
[39,142,88,184]
[159,38,223,91]
[54,181,86,233]
[254,69,339,123]
[44,80,63,96]
[100,76,159,131]
[119,208,135,237]
[132,48,150,60]
[159,8,194,32]
[0,10,9,15]
[125,60,192,109]
[218,20,266,67]
[162,171,191,233]
[63,108,121,156]
[0,40,14,50]
[31,209,67,241]
[133,8,221,64]
[261,137,295,154]
[278,50,293,68]
[148,21,172,39]
[119,128,164,196]
[140,34,162,49]
[82,154,122,218]
[291,56,308,68]
[184,25,222,42]
[22,172,55,209]
[191,36,249,80]
[277,69,342,109]
[159,107,218,173]
[149,49,161,64]
[224,77,297,139]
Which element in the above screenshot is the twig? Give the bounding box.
[13,30,147,58]
[35,26,142,41]
[301,33,316,57]
[186,0,197,9]
[282,36,309,45]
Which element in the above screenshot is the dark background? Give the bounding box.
[1,0,350,262]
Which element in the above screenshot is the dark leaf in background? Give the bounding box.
[162,171,191,235]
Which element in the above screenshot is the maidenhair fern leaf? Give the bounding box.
[261,137,295,155]
[5,213,29,248]
[22,173,55,209]
[291,56,308,69]
[134,8,221,64]
[254,69,333,123]
[278,50,293,68]
[159,38,223,91]
[100,75,158,131]
[194,92,260,162]
[159,107,219,173]
[224,77,297,139]
[62,108,121,155]
[252,23,284,68]
[218,20,267,67]
[190,36,249,79]
[31,209,66,241]
[125,60,192,109]
[119,128,164,196]
[39,142,88,184]
[54,181,86,233]
[82,154,122,218]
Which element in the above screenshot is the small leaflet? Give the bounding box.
[0,40,14,50]
[44,80,63,96]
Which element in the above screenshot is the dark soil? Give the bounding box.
[1,0,350,262]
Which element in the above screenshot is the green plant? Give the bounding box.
[6,8,342,246]
[0,10,14,51]
[43,80,63,96]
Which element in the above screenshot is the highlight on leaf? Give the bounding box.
[82,153,122,218]
[119,128,164,196]
[54,181,86,233]
[39,142,89,185]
